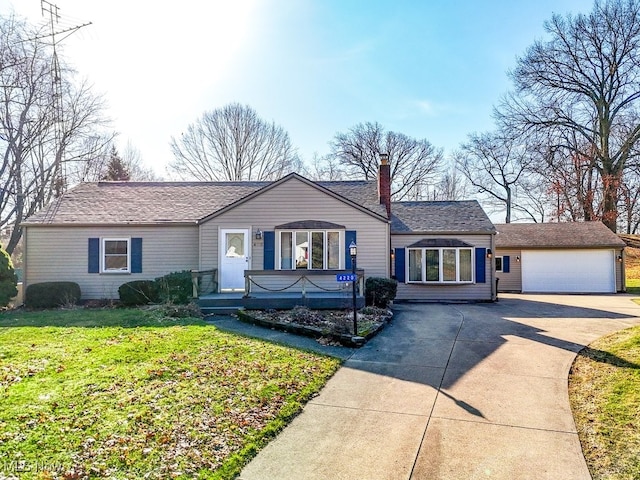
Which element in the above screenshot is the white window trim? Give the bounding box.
[102,238,131,274]
[495,256,503,273]
[276,230,343,270]
[407,247,475,284]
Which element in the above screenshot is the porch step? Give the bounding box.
[198,293,364,312]
[201,306,244,316]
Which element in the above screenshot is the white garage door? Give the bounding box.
[521,249,615,293]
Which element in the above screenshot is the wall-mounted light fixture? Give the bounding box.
[255,229,263,240]
[390,248,395,260]
[617,254,623,263]
[516,255,521,262]
[486,249,493,259]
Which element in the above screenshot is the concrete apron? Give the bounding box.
[239,294,640,480]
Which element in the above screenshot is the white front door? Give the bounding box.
[220,229,250,291]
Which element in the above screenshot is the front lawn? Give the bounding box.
[0,308,341,479]
[569,326,640,480]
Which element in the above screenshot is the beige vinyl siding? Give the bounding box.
[617,248,625,292]
[24,225,199,299]
[495,249,522,292]
[200,177,389,291]
[392,234,493,301]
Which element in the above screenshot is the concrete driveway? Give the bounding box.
[238,294,640,480]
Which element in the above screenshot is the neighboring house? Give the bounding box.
[494,222,626,294]
[22,161,497,304]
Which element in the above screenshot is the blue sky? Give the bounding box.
[3,0,593,175]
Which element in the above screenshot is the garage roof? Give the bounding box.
[495,222,625,249]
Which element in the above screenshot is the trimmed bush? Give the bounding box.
[118,280,160,306]
[365,277,397,308]
[25,282,81,309]
[155,270,193,305]
[0,247,17,307]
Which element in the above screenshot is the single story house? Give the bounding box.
[494,222,626,294]
[22,159,497,305]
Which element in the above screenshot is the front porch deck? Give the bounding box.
[198,291,365,315]
[196,268,366,315]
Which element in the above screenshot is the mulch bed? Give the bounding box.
[236,306,393,347]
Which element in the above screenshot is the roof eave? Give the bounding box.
[391,228,496,235]
[495,243,625,249]
[22,221,199,228]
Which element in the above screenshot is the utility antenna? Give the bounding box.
[38,0,92,195]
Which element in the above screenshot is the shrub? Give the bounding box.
[0,247,17,307]
[25,282,81,309]
[365,277,397,308]
[155,270,193,304]
[118,280,160,306]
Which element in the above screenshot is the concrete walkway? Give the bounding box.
[226,294,640,480]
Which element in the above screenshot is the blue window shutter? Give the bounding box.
[263,231,275,270]
[503,255,510,273]
[345,230,357,270]
[131,238,143,273]
[88,238,100,273]
[395,248,406,282]
[476,248,486,283]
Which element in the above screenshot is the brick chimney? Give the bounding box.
[378,153,391,218]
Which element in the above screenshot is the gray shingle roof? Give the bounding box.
[495,222,625,248]
[390,201,495,234]
[24,175,387,225]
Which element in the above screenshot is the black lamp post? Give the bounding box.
[349,241,357,336]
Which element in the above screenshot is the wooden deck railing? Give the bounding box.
[243,269,364,297]
[191,268,218,298]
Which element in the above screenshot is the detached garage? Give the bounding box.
[495,222,626,294]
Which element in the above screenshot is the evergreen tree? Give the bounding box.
[0,246,18,307]
[103,147,131,181]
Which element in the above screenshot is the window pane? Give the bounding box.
[495,256,503,272]
[105,255,128,270]
[327,232,340,269]
[460,249,472,281]
[311,232,324,269]
[225,233,245,257]
[426,249,439,281]
[280,232,293,269]
[295,232,308,269]
[443,249,456,281]
[104,239,129,271]
[409,249,422,281]
[105,240,127,255]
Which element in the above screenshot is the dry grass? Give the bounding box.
[626,247,640,293]
[569,328,640,480]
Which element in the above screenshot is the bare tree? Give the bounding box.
[302,153,345,181]
[74,140,160,182]
[499,0,640,231]
[0,14,110,254]
[329,121,443,200]
[429,162,470,201]
[169,103,300,181]
[620,163,640,233]
[121,141,161,181]
[456,131,533,223]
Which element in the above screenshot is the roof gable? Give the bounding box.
[197,173,388,224]
[495,222,625,248]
